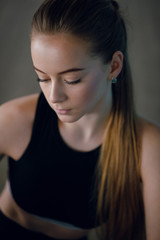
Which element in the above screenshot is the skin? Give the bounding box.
[30,33,122,151]
[32,34,110,148]
[0,33,160,239]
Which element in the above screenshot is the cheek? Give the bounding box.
[39,83,51,102]
[39,83,47,95]
[74,72,107,105]
[85,72,107,99]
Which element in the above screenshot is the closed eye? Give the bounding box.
[64,79,81,85]
[37,78,49,83]
[37,78,81,85]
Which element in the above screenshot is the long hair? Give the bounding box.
[31,0,144,239]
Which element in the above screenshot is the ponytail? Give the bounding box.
[96,54,145,239]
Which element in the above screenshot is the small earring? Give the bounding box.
[112,76,117,84]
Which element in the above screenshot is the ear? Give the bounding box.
[108,51,123,81]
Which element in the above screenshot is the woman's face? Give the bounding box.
[31,33,112,123]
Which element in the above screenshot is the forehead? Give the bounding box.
[31,33,95,72]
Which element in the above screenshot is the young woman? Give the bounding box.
[0,0,160,239]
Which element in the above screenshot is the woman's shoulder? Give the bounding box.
[137,114,160,137]
[137,115,160,145]
[137,115,160,180]
[0,93,40,159]
[0,93,40,126]
[0,93,39,109]
[137,117,160,238]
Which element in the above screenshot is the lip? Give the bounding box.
[55,108,71,115]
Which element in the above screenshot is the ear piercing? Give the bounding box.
[112,76,117,84]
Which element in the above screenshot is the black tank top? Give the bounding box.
[8,92,101,229]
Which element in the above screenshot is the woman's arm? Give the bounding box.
[140,118,160,240]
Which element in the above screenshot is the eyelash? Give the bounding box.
[37,78,81,85]
[37,78,49,83]
[64,79,81,85]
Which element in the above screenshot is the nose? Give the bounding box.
[49,80,67,103]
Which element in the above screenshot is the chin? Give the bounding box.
[57,113,83,123]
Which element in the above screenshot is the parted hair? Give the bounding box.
[31,1,144,239]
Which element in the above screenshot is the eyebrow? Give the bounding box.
[33,66,85,75]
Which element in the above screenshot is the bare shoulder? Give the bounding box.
[138,115,160,143]
[137,115,160,181]
[0,93,39,126]
[137,117,160,239]
[0,93,40,159]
